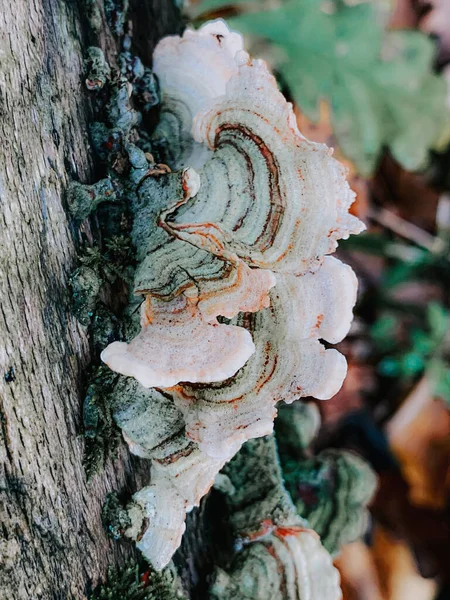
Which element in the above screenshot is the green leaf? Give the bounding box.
[339,231,391,256]
[378,357,400,377]
[399,351,425,376]
[195,0,450,175]
[382,250,430,289]
[370,314,398,351]
[427,302,449,341]
[410,329,435,357]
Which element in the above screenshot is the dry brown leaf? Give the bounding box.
[337,528,438,600]
[371,469,450,579]
[335,540,384,600]
[386,376,450,510]
[371,155,440,232]
[372,525,437,600]
[388,0,450,63]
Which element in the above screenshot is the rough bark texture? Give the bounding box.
[0,1,179,598]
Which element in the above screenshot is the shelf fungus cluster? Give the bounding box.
[211,435,342,600]
[276,404,377,556]
[284,449,377,556]
[99,21,364,571]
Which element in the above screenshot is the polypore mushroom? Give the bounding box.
[176,52,363,274]
[210,529,342,600]
[282,450,378,556]
[152,20,244,169]
[171,257,357,459]
[101,295,256,388]
[124,450,228,570]
[276,403,377,556]
[109,378,230,569]
[211,435,342,600]
[99,19,364,570]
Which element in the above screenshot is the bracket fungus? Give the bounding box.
[276,404,377,556]
[102,295,256,388]
[283,449,377,556]
[210,529,341,600]
[211,435,342,600]
[98,20,364,570]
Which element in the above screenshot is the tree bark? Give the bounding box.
[0,1,180,598]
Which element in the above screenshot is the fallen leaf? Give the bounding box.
[371,470,450,578]
[320,361,375,426]
[371,155,440,232]
[388,0,420,29]
[386,376,450,510]
[335,540,384,600]
[372,525,437,600]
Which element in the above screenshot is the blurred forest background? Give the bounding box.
[187,1,450,599]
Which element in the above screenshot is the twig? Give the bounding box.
[368,206,446,253]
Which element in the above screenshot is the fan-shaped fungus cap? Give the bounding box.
[125,445,229,570]
[211,528,342,600]
[152,20,244,169]
[101,296,255,388]
[172,257,357,459]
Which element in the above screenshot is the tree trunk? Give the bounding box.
[0,1,180,598]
